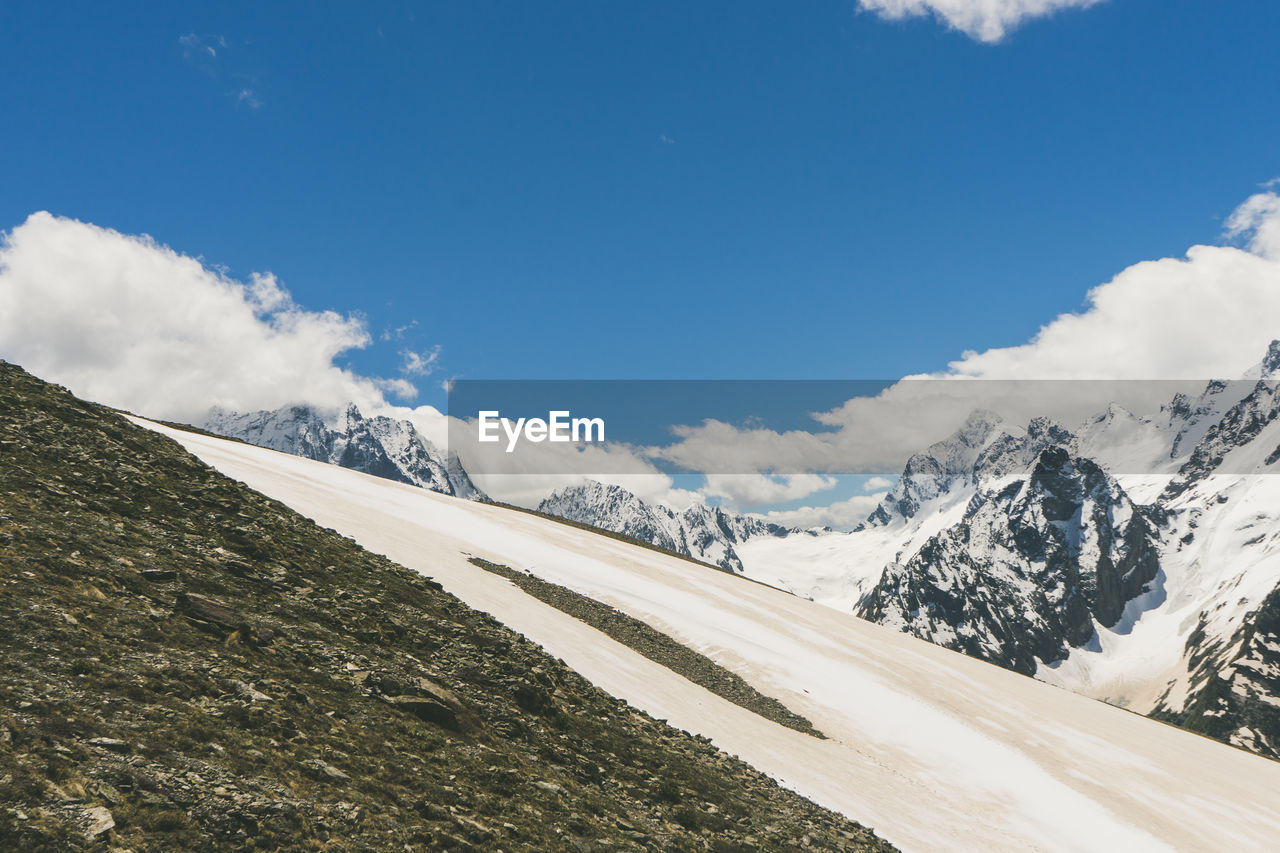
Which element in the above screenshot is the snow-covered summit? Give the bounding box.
[204,402,485,500]
[860,446,1162,676]
[864,409,1007,527]
[738,339,1280,760]
[537,480,789,573]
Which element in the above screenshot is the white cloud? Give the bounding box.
[648,188,1280,476]
[857,0,1103,43]
[1226,188,1280,262]
[0,211,706,513]
[938,188,1280,380]
[0,212,423,423]
[863,476,894,491]
[750,492,889,531]
[702,474,838,509]
[179,33,224,61]
[401,345,441,376]
[381,320,418,342]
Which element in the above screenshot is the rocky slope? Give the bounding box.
[537,481,790,573]
[204,403,485,500]
[0,362,893,852]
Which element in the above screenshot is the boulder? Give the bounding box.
[83,805,114,839]
[175,592,277,645]
[386,678,482,732]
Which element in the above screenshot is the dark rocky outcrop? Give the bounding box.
[859,448,1162,676]
[1154,582,1280,759]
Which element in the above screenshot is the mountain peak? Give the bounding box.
[1240,339,1280,380]
[203,402,485,500]
[537,480,788,572]
[958,409,1003,442]
[1262,339,1280,378]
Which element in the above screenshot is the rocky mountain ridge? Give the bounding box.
[859,447,1163,676]
[537,480,792,573]
[195,345,1280,761]
[203,403,485,500]
[773,341,1280,760]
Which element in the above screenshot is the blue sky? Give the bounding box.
[4,2,1280,522]
[4,1,1279,411]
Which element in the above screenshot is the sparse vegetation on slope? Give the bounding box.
[0,362,894,852]
[469,558,825,739]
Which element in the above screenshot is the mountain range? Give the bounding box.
[204,403,485,501]
[740,341,1280,760]
[200,342,1280,761]
[9,360,1280,849]
[537,480,793,572]
[146,371,1280,851]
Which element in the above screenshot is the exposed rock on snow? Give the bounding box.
[860,448,1162,675]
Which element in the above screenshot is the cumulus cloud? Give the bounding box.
[939,188,1280,380]
[401,345,441,377]
[650,187,1280,477]
[0,212,423,423]
[702,474,839,509]
[0,211,703,512]
[1226,188,1280,262]
[857,0,1103,42]
[863,476,894,492]
[750,492,889,531]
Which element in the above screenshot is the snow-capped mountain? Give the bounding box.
[735,340,1280,760]
[1137,374,1280,757]
[865,412,1076,528]
[195,345,1280,760]
[537,480,791,572]
[203,403,486,500]
[143,413,1280,852]
[860,447,1162,676]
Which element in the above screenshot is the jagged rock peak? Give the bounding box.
[1245,338,1280,379]
[860,446,1161,675]
[202,402,485,501]
[1264,339,1280,377]
[538,481,789,573]
[864,409,1074,528]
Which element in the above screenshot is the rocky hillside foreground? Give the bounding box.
[0,362,894,852]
